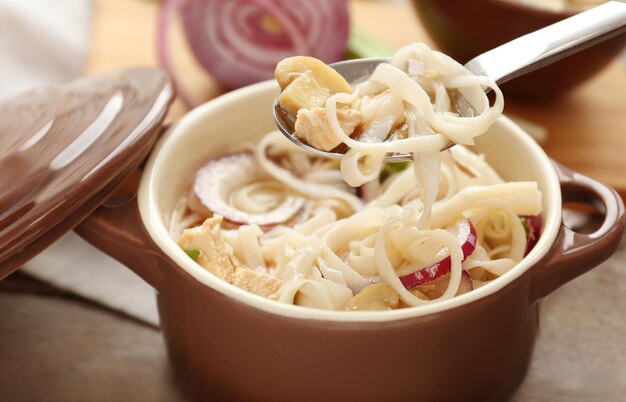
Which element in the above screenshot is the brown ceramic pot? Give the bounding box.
[411,0,626,98]
[75,81,624,402]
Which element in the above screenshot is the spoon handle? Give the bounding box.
[464,1,626,84]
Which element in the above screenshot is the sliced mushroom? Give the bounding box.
[275,56,352,115]
[341,282,400,311]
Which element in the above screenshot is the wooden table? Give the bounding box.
[1,1,626,401]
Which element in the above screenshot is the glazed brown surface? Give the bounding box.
[0,69,173,279]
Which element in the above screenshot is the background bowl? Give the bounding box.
[411,0,626,98]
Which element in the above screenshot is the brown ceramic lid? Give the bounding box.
[0,68,173,280]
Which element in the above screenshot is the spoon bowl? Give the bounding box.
[273,58,457,162]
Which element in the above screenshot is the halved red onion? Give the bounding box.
[399,220,477,290]
[190,152,305,227]
[157,0,350,107]
[523,214,543,256]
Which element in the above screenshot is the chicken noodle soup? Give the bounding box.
[172,43,542,311]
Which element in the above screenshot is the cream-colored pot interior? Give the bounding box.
[138,80,561,322]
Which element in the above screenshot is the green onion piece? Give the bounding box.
[520,217,529,235]
[380,161,410,183]
[346,26,394,60]
[184,248,200,262]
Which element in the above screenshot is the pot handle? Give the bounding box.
[531,161,625,301]
[74,197,165,291]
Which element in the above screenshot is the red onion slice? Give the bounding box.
[399,220,477,290]
[522,214,543,256]
[157,0,350,108]
[190,152,306,228]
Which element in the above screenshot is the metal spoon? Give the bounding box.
[273,0,626,163]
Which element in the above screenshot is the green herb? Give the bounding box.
[346,26,394,60]
[520,217,529,235]
[184,248,200,262]
[379,161,410,183]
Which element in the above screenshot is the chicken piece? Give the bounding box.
[341,282,399,311]
[295,107,362,151]
[177,215,237,283]
[358,91,405,139]
[233,268,282,301]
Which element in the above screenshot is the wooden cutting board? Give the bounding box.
[87,0,626,197]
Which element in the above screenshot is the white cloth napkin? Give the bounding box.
[22,232,159,326]
[0,0,160,326]
[0,0,91,98]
